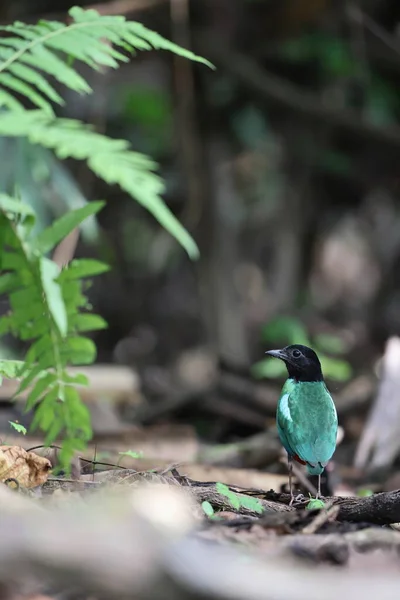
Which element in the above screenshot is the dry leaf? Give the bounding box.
[0,446,51,488]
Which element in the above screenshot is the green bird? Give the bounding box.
[265,344,338,502]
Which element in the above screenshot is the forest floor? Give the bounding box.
[1,425,400,600]
[1,347,400,599]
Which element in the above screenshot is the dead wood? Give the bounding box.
[301,503,339,534]
[266,488,400,525]
[76,468,292,516]
[355,337,400,471]
[44,467,400,525]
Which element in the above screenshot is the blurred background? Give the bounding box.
[1,0,400,493]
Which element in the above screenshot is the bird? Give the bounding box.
[265,344,338,503]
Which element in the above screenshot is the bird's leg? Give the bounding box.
[317,474,321,499]
[288,455,294,506]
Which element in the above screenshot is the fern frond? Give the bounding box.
[0,110,199,258]
[0,196,108,464]
[0,6,213,113]
[0,6,210,257]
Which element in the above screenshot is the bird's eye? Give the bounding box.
[292,349,302,358]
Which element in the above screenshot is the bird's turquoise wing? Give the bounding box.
[276,380,337,472]
[276,379,297,458]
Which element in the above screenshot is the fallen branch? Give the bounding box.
[265,488,400,525]
[45,467,400,525]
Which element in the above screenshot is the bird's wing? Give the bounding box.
[276,380,298,458]
[277,383,337,467]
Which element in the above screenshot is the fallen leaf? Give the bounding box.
[0,446,51,488]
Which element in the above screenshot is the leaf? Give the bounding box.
[251,357,287,379]
[39,257,67,337]
[0,5,214,468]
[201,501,215,517]
[216,482,241,510]
[18,361,54,395]
[261,316,310,346]
[9,421,27,435]
[25,372,57,411]
[62,336,97,365]
[0,445,51,486]
[44,416,64,446]
[239,495,264,514]
[59,258,110,280]
[357,488,374,497]
[216,482,230,496]
[319,355,352,382]
[0,360,24,379]
[63,372,89,386]
[30,386,59,431]
[70,313,108,332]
[306,499,326,510]
[314,333,346,355]
[0,273,21,295]
[0,112,200,259]
[34,202,105,254]
[118,450,144,459]
[0,194,36,216]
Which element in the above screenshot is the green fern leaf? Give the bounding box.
[0,88,24,110]
[0,194,35,216]
[25,372,57,411]
[6,62,64,105]
[33,201,105,255]
[0,7,212,258]
[39,257,67,337]
[0,359,24,383]
[62,336,97,364]
[0,7,212,106]
[70,313,107,332]
[59,259,110,280]
[0,112,199,258]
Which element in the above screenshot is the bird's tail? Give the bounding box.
[306,462,325,476]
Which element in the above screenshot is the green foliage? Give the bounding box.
[0,6,212,111]
[118,450,144,459]
[0,111,198,260]
[357,488,373,498]
[280,33,398,126]
[0,6,213,468]
[0,359,24,383]
[280,34,356,78]
[216,482,264,514]
[306,498,326,510]
[0,6,213,258]
[201,501,215,518]
[9,420,27,435]
[0,197,108,464]
[252,315,352,382]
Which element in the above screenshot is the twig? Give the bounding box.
[301,503,339,534]
[347,4,400,58]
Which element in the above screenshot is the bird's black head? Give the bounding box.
[265,344,323,382]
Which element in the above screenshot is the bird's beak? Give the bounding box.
[265,348,286,360]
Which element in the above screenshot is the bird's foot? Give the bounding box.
[289,493,304,507]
